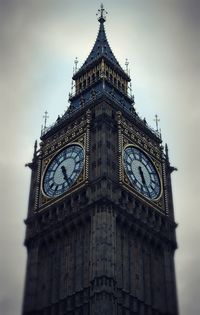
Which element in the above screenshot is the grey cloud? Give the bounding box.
[0,1,199,315]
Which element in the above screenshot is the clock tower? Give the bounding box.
[22,5,178,315]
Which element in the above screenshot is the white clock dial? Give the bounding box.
[123,146,161,199]
[43,144,84,197]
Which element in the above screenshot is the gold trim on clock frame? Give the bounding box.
[116,110,161,158]
[38,133,88,209]
[122,143,163,200]
[119,133,165,211]
[42,115,88,158]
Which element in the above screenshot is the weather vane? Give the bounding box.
[43,110,49,129]
[96,3,108,22]
[154,114,160,131]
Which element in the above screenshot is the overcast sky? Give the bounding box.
[0,0,199,314]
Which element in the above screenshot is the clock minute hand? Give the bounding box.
[138,166,151,197]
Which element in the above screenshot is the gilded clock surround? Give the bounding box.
[34,109,92,211]
[39,136,88,209]
[41,110,91,158]
[122,144,162,200]
[41,142,85,198]
[116,111,165,212]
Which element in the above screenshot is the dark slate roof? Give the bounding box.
[73,19,130,81]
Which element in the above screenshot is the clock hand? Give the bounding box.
[61,165,67,179]
[61,166,70,185]
[138,166,151,197]
[138,166,146,185]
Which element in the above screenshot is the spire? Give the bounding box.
[73,4,130,81]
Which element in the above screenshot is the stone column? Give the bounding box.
[90,202,116,315]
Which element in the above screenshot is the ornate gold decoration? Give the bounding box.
[42,115,88,158]
[38,131,89,210]
[117,113,165,212]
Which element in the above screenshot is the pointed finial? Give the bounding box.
[25,140,38,168]
[165,143,178,172]
[96,4,108,23]
[71,78,74,94]
[165,143,169,159]
[125,58,129,74]
[159,128,162,139]
[154,114,160,131]
[31,140,38,160]
[34,140,37,156]
[74,57,78,72]
[43,110,49,129]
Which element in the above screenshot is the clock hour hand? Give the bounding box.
[138,166,151,197]
[138,166,146,186]
[61,166,70,185]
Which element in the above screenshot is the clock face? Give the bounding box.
[123,146,161,200]
[43,144,84,197]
